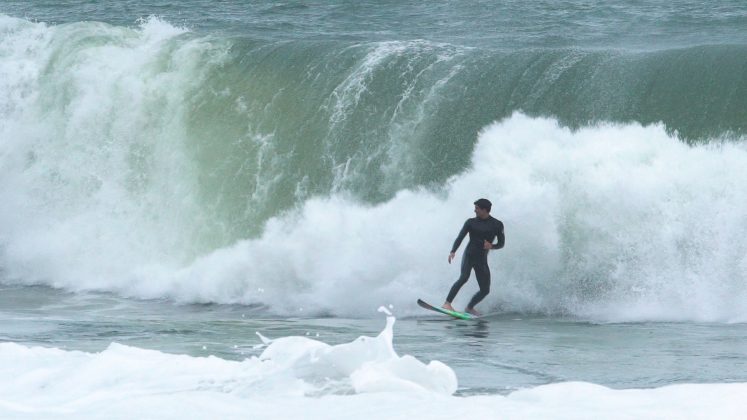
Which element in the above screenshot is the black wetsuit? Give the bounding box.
[446,216,505,308]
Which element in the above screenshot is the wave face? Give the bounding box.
[1,15,746,321]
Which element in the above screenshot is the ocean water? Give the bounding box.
[1,1,747,418]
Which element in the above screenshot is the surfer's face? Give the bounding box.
[474,205,489,219]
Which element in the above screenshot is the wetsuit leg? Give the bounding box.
[446,252,473,303]
[467,254,491,308]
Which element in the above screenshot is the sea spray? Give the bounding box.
[116,115,747,322]
[3,108,747,321]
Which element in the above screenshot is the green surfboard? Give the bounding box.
[417,299,476,320]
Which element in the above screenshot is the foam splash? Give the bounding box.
[0,311,456,416]
[256,307,456,395]
[0,14,222,286]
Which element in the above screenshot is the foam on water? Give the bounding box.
[0,311,745,419]
[0,310,456,415]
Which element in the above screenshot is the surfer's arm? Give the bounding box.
[491,222,505,250]
[451,220,469,253]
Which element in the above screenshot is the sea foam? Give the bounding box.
[1,312,744,419]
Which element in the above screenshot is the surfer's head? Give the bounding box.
[474,198,491,218]
[474,198,491,212]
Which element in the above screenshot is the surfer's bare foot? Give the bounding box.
[442,302,455,311]
[465,307,481,316]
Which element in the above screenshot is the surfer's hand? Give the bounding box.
[483,240,492,250]
[448,252,455,264]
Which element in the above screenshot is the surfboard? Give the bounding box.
[417,299,476,320]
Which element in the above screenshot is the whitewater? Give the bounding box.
[2,310,746,420]
[2,1,747,418]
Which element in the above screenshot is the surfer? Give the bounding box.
[443,198,504,316]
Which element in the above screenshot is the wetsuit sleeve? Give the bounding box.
[451,220,470,253]
[492,221,505,250]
